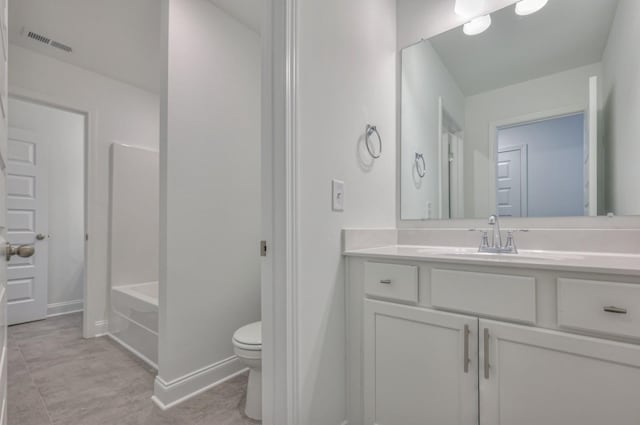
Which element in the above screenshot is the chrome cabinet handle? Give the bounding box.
[379,279,392,284]
[483,328,490,379]
[603,306,627,314]
[463,324,470,373]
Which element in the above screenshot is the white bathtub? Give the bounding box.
[109,281,158,367]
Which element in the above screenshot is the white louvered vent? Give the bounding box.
[25,29,73,53]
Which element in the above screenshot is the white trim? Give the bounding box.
[47,299,84,317]
[94,319,108,337]
[262,0,299,424]
[151,356,247,410]
[107,332,158,370]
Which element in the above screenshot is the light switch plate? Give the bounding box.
[332,179,344,211]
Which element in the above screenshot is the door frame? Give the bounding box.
[488,105,584,217]
[262,0,299,424]
[497,144,528,217]
[8,88,94,338]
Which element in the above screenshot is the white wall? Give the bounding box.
[296,0,396,422]
[8,97,85,315]
[498,113,585,217]
[157,0,261,404]
[464,62,601,217]
[602,0,640,215]
[401,40,464,220]
[110,144,158,287]
[9,44,160,336]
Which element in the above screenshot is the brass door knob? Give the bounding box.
[5,243,35,261]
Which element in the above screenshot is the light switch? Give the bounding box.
[332,179,344,211]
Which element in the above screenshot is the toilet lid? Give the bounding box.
[233,321,262,346]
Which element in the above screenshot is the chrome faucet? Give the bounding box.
[478,214,518,254]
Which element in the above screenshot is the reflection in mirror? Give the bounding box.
[400,0,638,220]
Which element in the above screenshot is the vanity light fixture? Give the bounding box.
[454,0,486,18]
[515,0,549,16]
[463,14,492,36]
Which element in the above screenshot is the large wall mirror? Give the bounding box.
[400,0,638,220]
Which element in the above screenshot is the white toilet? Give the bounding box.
[233,321,262,421]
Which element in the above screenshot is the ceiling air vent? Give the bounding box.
[24,28,73,53]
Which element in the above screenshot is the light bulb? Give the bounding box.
[463,14,492,36]
[454,0,486,18]
[515,0,549,16]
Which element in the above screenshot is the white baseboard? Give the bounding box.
[94,320,109,337]
[47,299,84,317]
[152,355,247,410]
[107,332,158,370]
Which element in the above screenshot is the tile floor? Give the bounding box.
[8,313,260,425]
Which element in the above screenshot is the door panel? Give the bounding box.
[364,300,478,425]
[480,319,640,425]
[6,128,48,325]
[496,146,526,217]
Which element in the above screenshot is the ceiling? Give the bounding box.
[209,0,262,33]
[9,0,162,93]
[427,0,620,95]
[8,0,261,94]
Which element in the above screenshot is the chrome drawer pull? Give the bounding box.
[603,306,627,314]
[379,279,392,284]
[483,328,490,380]
[463,324,470,373]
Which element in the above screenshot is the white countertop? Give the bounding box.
[343,245,640,277]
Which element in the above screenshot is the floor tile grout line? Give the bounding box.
[14,344,55,425]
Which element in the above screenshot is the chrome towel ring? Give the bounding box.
[365,124,382,159]
[415,152,426,178]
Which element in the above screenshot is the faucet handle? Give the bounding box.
[504,231,518,253]
[478,230,490,251]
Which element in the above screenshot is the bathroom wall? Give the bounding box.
[157,0,261,406]
[296,0,396,423]
[602,0,640,216]
[401,40,464,220]
[9,44,160,336]
[464,62,602,218]
[8,97,85,316]
[110,144,159,287]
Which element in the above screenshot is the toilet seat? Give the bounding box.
[233,321,262,351]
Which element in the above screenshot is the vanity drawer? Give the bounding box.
[558,278,640,339]
[364,262,418,303]
[431,269,536,323]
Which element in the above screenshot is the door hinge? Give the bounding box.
[260,240,267,257]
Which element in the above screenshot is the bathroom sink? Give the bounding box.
[439,250,585,262]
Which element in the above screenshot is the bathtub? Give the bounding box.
[109,281,158,368]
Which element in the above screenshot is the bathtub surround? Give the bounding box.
[7,98,86,318]
[157,0,261,408]
[9,45,160,338]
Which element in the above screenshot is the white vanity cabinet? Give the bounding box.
[347,257,640,425]
[364,300,478,425]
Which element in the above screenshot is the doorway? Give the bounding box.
[7,97,86,325]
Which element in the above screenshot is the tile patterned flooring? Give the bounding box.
[8,313,260,425]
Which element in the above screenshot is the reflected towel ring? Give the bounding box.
[365,124,382,159]
[415,152,426,178]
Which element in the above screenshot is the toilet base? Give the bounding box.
[245,367,262,420]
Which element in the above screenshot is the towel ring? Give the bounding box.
[365,124,382,159]
[415,152,426,178]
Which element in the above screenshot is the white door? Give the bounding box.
[584,75,598,215]
[479,319,640,425]
[496,145,527,217]
[449,133,464,219]
[6,128,48,325]
[364,300,478,425]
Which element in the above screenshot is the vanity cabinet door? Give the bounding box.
[479,319,640,425]
[364,300,478,425]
